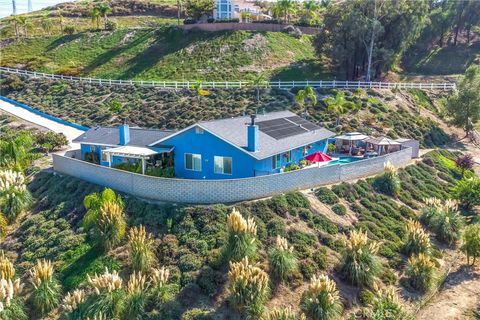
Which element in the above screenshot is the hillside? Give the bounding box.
[0,74,452,148]
[0,28,324,81]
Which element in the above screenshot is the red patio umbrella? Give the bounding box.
[305,151,332,163]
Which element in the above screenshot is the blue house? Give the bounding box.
[73,111,335,179]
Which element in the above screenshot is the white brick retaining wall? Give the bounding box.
[52,147,413,204]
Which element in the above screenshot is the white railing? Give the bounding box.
[0,67,457,90]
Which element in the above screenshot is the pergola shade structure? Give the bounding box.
[103,146,174,174]
[364,137,401,155]
[335,132,369,155]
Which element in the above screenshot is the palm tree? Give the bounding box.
[302,0,320,26]
[97,3,112,30]
[88,7,101,30]
[40,14,53,35]
[250,74,267,104]
[14,16,28,37]
[274,0,298,23]
[295,86,317,117]
[323,91,349,126]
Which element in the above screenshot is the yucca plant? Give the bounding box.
[94,201,127,251]
[461,224,480,265]
[123,272,149,320]
[0,251,15,280]
[149,266,178,309]
[29,259,61,315]
[84,267,124,319]
[405,253,436,292]
[127,225,156,272]
[403,219,431,256]
[263,306,306,320]
[366,285,412,319]
[0,277,27,320]
[223,208,258,262]
[268,236,298,281]
[300,274,343,320]
[62,289,86,320]
[340,230,381,287]
[228,256,270,317]
[373,162,400,196]
[0,170,32,223]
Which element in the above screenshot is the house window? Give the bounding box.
[101,151,108,162]
[214,156,232,175]
[185,153,202,171]
[284,151,291,162]
[89,145,96,152]
[195,127,204,134]
[272,154,281,169]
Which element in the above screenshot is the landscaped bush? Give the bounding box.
[373,162,400,196]
[300,274,343,320]
[228,256,269,318]
[268,236,298,282]
[223,208,257,262]
[315,187,339,205]
[285,192,310,209]
[403,219,431,256]
[340,230,381,287]
[404,253,436,292]
[461,224,480,265]
[331,203,346,216]
[451,176,480,211]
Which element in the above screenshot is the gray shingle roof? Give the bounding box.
[73,127,175,147]
[198,111,335,159]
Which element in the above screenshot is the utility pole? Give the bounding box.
[28,0,32,12]
[366,0,377,82]
[12,0,17,15]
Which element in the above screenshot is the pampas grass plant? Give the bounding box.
[405,253,436,292]
[84,267,124,319]
[127,225,156,272]
[95,201,127,251]
[403,219,431,256]
[228,256,269,317]
[0,251,15,280]
[367,284,412,319]
[300,274,343,320]
[149,266,178,308]
[263,306,306,320]
[123,272,149,320]
[422,198,464,245]
[223,208,258,262]
[340,230,381,287]
[62,289,86,320]
[268,236,298,281]
[29,259,61,314]
[0,170,32,223]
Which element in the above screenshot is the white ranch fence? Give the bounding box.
[0,67,456,90]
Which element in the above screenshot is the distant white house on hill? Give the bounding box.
[213,0,271,21]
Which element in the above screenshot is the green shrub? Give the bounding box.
[372,163,400,196]
[405,253,436,292]
[63,25,75,34]
[266,218,287,237]
[300,274,343,320]
[197,266,219,296]
[285,192,310,208]
[451,176,480,211]
[461,224,480,265]
[299,258,316,279]
[315,187,339,205]
[268,236,298,281]
[269,195,289,217]
[340,230,381,287]
[331,204,346,216]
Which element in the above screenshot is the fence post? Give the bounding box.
[333,79,336,88]
[430,83,433,90]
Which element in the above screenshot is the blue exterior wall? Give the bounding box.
[158,127,257,179]
[157,126,330,179]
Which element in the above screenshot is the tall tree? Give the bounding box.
[447,65,480,135]
[185,0,215,20]
[295,86,317,117]
[97,3,112,30]
[88,6,101,29]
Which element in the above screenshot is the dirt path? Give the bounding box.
[416,262,480,320]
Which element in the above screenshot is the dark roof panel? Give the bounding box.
[73,127,175,147]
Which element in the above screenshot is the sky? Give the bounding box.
[0,0,71,18]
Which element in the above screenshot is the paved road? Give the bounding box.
[0,100,84,147]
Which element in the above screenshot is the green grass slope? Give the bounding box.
[0,28,325,81]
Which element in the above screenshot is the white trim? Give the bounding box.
[79,142,118,148]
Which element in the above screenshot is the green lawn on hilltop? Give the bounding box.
[0,28,327,81]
